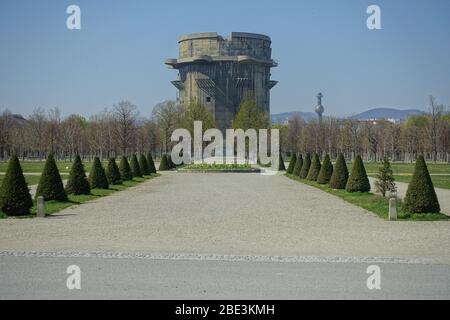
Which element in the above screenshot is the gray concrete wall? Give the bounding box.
[166,32,278,131]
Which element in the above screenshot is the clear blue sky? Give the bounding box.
[1,0,449,118]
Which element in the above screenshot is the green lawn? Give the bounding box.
[363,162,450,175]
[0,160,109,174]
[0,159,106,187]
[183,163,252,170]
[366,174,450,190]
[1,175,160,219]
[286,174,448,221]
[0,174,69,187]
[287,160,450,189]
[355,162,450,190]
[285,161,450,176]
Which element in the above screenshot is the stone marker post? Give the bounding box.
[389,197,397,221]
[37,196,45,218]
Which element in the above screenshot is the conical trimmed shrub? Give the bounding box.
[65,155,90,195]
[329,153,349,189]
[346,155,371,193]
[36,154,68,201]
[317,155,333,184]
[119,156,132,181]
[403,156,440,214]
[130,154,143,178]
[0,155,33,216]
[106,158,122,185]
[178,150,185,166]
[299,153,311,179]
[293,154,303,176]
[286,154,297,174]
[89,157,109,189]
[147,152,157,174]
[307,153,321,181]
[139,154,150,176]
[167,155,175,169]
[278,153,286,171]
[159,154,170,171]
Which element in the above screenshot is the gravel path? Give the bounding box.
[369,178,450,216]
[0,172,449,263]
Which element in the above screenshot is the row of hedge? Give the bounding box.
[286,153,441,214]
[0,153,157,217]
[158,154,179,171]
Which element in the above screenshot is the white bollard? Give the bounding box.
[37,196,45,218]
[389,197,397,221]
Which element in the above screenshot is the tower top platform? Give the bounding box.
[165,31,276,69]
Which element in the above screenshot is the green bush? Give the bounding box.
[346,155,371,193]
[0,155,33,216]
[329,153,349,190]
[286,154,297,174]
[403,156,441,214]
[130,154,143,178]
[119,156,133,181]
[106,158,122,185]
[293,154,303,176]
[65,155,91,195]
[36,154,68,201]
[159,154,170,171]
[147,152,157,174]
[374,157,396,197]
[307,153,321,181]
[299,153,311,179]
[317,155,333,184]
[167,155,175,169]
[89,157,109,189]
[139,154,150,176]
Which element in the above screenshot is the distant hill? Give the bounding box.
[350,108,424,121]
[271,107,424,124]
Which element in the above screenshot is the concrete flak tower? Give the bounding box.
[165,32,278,131]
[315,92,325,123]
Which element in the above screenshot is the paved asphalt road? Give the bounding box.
[1,254,449,300]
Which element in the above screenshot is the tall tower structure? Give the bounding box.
[165,32,278,131]
[315,92,325,123]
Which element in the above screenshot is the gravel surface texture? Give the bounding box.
[0,172,449,263]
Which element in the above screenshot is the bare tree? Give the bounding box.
[0,109,14,160]
[44,107,62,156]
[113,101,138,156]
[152,100,183,153]
[286,114,303,153]
[1,95,449,164]
[62,114,86,160]
[427,96,444,162]
[28,108,47,159]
